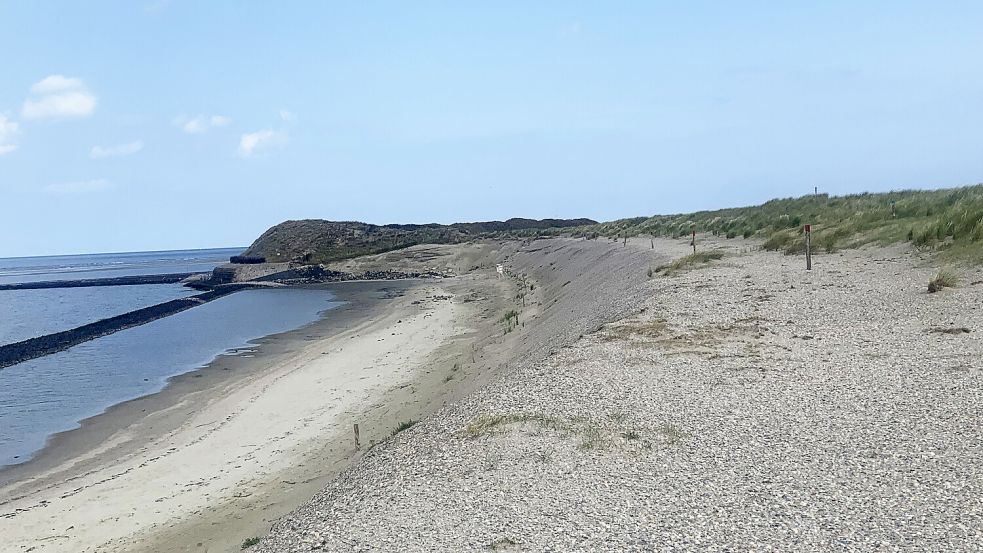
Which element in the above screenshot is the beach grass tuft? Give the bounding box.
[928,269,960,293]
[392,419,418,436]
[659,250,725,275]
[241,537,261,549]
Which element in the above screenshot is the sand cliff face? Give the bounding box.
[242,218,596,264]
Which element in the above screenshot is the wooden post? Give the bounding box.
[650,236,654,249]
[353,423,360,450]
[623,233,627,246]
[804,224,812,271]
[691,229,696,253]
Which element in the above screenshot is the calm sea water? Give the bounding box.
[0,247,241,285]
[0,248,242,344]
[0,249,342,466]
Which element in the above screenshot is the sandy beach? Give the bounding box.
[0,277,505,552]
[4,236,981,552]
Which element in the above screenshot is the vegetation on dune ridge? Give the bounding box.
[570,184,983,262]
[243,217,596,263]
[243,184,983,265]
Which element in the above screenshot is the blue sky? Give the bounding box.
[1,1,982,256]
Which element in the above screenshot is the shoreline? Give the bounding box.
[0,275,496,552]
[0,280,408,488]
[0,238,665,552]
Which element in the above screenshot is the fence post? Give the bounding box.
[353,423,360,450]
[804,224,812,271]
[691,228,696,253]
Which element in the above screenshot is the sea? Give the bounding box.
[0,248,342,466]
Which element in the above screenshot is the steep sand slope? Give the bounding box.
[258,237,983,551]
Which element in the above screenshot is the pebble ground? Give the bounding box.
[257,237,983,552]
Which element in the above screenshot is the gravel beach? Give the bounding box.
[257,237,983,552]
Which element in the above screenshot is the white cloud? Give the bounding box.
[238,129,287,157]
[30,75,85,94]
[176,114,232,133]
[279,109,297,122]
[90,140,144,159]
[45,179,113,194]
[22,75,96,120]
[0,115,18,155]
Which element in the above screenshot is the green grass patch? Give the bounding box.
[241,537,261,549]
[392,419,418,436]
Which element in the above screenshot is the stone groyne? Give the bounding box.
[0,273,203,291]
[0,285,250,370]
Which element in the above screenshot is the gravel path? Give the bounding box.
[256,237,983,552]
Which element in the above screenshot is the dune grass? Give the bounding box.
[928,269,960,293]
[557,184,983,262]
[657,250,725,275]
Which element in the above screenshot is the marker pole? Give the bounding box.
[804,224,812,271]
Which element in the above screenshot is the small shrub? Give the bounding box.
[392,419,417,436]
[241,537,261,550]
[501,309,519,333]
[742,228,754,239]
[928,269,959,293]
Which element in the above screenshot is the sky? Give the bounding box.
[1,1,982,257]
